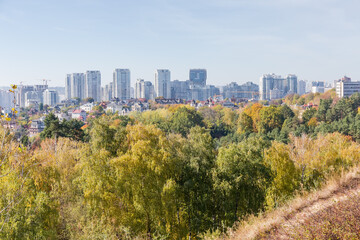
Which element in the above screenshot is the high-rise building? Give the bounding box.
[66,73,85,99]
[43,89,58,106]
[135,79,143,99]
[113,69,130,100]
[85,70,101,102]
[102,82,113,101]
[170,80,190,100]
[259,73,297,100]
[189,69,207,87]
[155,69,171,98]
[25,91,42,107]
[135,79,154,100]
[0,89,13,109]
[17,84,48,107]
[286,74,298,94]
[130,87,134,99]
[297,80,306,96]
[65,74,71,100]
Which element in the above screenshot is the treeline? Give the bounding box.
[0,93,360,239]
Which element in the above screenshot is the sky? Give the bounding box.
[1,0,360,87]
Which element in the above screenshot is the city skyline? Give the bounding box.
[1,0,360,86]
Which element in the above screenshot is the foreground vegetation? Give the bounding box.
[1,92,360,239]
[223,167,360,240]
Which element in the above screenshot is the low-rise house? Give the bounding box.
[120,108,130,116]
[80,103,95,112]
[155,99,184,105]
[55,112,70,122]
[222,100,236,108]
[29,119,45,137]
[60,99,79,107]
[106,102,123,114]
[71,109,87,121]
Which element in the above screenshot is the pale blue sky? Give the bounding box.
[0,0,359,87]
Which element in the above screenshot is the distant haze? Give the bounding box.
[0,0,359,87]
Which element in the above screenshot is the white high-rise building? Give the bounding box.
[67,73,85,99]
[135,79,144,99]
[259,73,298,100]
[113,69,130,100]
[155,69,171,98]
[65,74,71,100]
[85,70,101,102]
[102,82,113,101]
[43,89,58,106]
[135,79,154,100]
[297,80,306,96]
[0,89,13,109]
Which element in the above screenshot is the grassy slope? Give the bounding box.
[215,167,360,240]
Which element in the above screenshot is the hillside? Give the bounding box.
[220,168,360,240]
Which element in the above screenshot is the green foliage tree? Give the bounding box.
[213,137,271,226]
[238,112,254,133]
[279,104,295,120]
[258,105,284,134]
[264,141,299,209]
[316,98,332,122]
[177,126,216,238]
[170,107,204,136]
[41,113,85,141]
[302,107,317,123]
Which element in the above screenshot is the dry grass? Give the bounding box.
[214,166,360,240]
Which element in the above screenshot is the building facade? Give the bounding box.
[311,81,325,93]
[135,79,154,100]
[189,69,207,87]
[0,89,13,109]
[43,89,58,106]
[102,82,113,101]
[85,70,101,102]
[221,81,259,99]
[170,80,190,100]
[336,76,360,98]
[259,73,298,100]
[297,80,306,96]
[65,74,71,100]
[67,73,85,100]
[155,69,171,98]
[113,69,130,100]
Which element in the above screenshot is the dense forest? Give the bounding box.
[1,92,360,239]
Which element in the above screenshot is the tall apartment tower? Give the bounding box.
[286,74,298,94]
[135,79,154,100]
[189,69,207,87]
[259,73,297,100]
[65,74,71,100]
[135,79,144,99]
[85,70,101,102]
[297,80,306,96]
[155,69,171,98]
[66,73,85,99]
[113,69,130,100]
[102,82,113,101]
[43,89,58,106]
